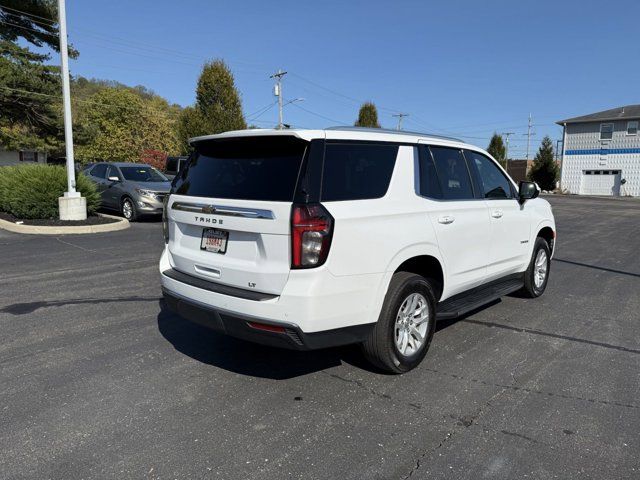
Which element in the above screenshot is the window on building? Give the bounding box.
[19,151,37,162]
[627,121,638,136]
[600,123,614,140]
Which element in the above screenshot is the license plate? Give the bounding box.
[200,228,228,254]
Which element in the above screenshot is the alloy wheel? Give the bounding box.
[394,293,430,357]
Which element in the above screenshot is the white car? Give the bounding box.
[160,127,556,373]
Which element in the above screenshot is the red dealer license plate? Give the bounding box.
[200,228,228,254]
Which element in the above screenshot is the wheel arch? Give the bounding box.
[535,223,556,256]
[369,245,446,325]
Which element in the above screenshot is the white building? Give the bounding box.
[0,149,48,167]
[558,105,640,196]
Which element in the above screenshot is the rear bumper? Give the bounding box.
[162,289,373,350]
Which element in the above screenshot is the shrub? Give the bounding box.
[0,164,100,219]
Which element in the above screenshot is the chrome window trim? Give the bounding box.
[171,201,275,219]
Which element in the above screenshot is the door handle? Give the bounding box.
[438,215,455,225]
[491,210,503,219]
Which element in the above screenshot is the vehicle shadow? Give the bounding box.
[156,300,376,379]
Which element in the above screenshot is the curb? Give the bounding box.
[0,213,130,235]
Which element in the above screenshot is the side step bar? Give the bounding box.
[436,276,524,320]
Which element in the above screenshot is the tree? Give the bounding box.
[177,59,246,152]
[75,88,179,163]
[487,133,506,167]
[355,102,380,128]
[528,135,558,191]
[0,1,74,152]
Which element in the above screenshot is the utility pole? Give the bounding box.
[501,132,515,173]
[57,0,86,220]
[525,113,533,160]
[392,113,409,131]
[270,69,287,129]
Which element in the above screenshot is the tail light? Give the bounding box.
[291,204,333,268]
[162,195,170,243]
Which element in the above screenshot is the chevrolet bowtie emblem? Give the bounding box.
[202,205,216,214]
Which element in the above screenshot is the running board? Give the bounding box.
[436,276,524,320]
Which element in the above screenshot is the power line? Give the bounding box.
[0,4,57,24]
[289,101,346,125]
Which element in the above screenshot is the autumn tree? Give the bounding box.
[75,88,179,163]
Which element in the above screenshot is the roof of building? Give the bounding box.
[557,105,640,125]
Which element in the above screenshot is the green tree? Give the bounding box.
[355,102,380,128]
[0,1,74,152]
[528,135,558,191]
[177,59,246,152]
[75,88,179,163]
[487,133,506,167]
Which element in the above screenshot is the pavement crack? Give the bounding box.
[423,367,640,410]
[500,429,539,444]
[322,372,421,410]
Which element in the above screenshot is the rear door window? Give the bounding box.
[429,147,475,200]
[418,146,442,199]
[174,136,307,201]
[321,143,398,201]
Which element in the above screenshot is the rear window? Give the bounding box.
[321,143,398,201]
[174,137,307,201]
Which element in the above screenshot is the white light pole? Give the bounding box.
[57,0,86,220]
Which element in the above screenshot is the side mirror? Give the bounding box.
[107,175,120,182]
[518,181,539,203]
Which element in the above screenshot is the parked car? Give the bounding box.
[164,156,189,180]
[84,162,171,221]
[160,127,556,373]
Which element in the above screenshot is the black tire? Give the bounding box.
[521,237,551,298]
[121,197,138,222]
[362,272,437,374]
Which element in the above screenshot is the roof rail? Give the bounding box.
[324,126,463,143]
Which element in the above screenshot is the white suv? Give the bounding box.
[160,127,556,373]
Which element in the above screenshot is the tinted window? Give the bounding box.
[120,166,168,182]
[429,147,474,200]
[106,165,121,180]
[166,157,178,172]
[91,164,107,178]
[418,146,442,199]
[174,136,307,201]
[321,143,398,201]
[466,151,513,199]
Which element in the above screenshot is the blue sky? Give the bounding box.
[61,0,640,157]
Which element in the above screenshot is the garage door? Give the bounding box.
[579,170,621,196]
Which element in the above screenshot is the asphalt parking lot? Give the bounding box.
[1,195,639,480]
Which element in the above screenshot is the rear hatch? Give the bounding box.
[166,135,310,296]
